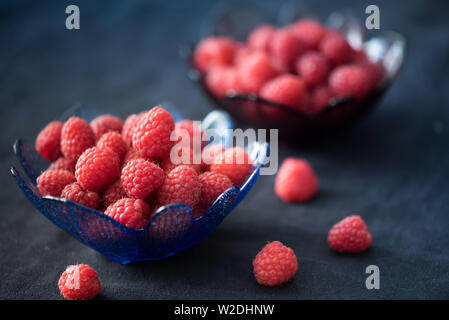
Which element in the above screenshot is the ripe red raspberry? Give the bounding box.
[174,119,205,149]
[160,147,201,174]
[210,147,252,186]
[61,117,96,162]
[359,60,384,91]
[102,180,127,208]
[58,264,101,300]
[253,241,298,286]
[205,66,242,98]
[275,158,319,203]
[201,144,225,171]
[194,37,238,74]
[61,182,101,209]
[122,148,143,168]
[289,19,326,50]
[48,157,76,173]
[198,171,233,207]
[132,106,175,160]
[105,198,149,229]
[97,131,128,160]
[248,24,277,52]
[90,114,123,140]
[309,85,335,114]
[259,75,308,110]
[121,114,141,146]
[37,169,76,197]
[295,51,330,87]
[269,29,304,69]
[319,31,354,65]
[329,65,372,100]
[157,165,201,208]
[238,51,279,93]
[121,159,165,199]
[328,215,372,253]
[75,146,120,191]
[35,121,63,161]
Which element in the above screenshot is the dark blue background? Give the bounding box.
[1,0,448,299]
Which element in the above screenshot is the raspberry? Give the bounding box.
[193,37,238,74]
[328,215,372,253]
[319,31,354,65]
[253,241,298,286]
[210,147,252,186]
[294,51,330,87]
[269,29,304,69]
[275,158,318,203]
[90,114,123,140]
[289,19,325,50]
[97,131,128,160]
[309,85,335,114]
[58,264,101,300]
[104,198,149,229]
[35,121,63,161]
[132,106,175,160]
[37,169,76,197]
[121,159,165,199]
[192,205,207,219]
[198,171,233,207]
[205,66,242,98]
[122,148,143,168]
[75,146,121,191]
[160,147,201,174]
[61,117,96,162]
[157,165,201,208]
[122,114,141,146]
[174,119,205,149]
[259,75,308,110]
[238,52,279,93]
[102,180,127,208]
[61,182,101,209]
[329,65,372,100]
[48,157,76,173]
[201,144,225,171]
[248,24,277,52]
[359,60,384,91]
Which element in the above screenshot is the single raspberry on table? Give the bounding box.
[259,74,308,110]
[97,131,128,161]
[157,165,201,208]
[160,147,201,174]
[210,147,252,186]
[269,29,304,69]
[198,171,233,207]
[35,121,63,161]
[248,24,277,52]
[201,144,225,171]
[102,180,127,208]
[193,37,238,74]
[253,241,298,286]
[90,114,123,140]
[319,30,354,65]
[61,182,101,209]
[275,158,319,203]
[58,264,101,300]
[329,65,372,100]
[121,159,165,199]
[205,66,243,98]
[37,169,76,197]
[238,51,279,93]
[294,51,330,87]
[121,113,141,146]
[61,117,96,162]
[132,106,175,160]
[289,19,326,50]
[328,215,372,253]
[48,157,76,173]
[104,198,149,229]
[75,146,121,191]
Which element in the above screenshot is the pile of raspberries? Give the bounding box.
[35,106,253,229]
[194,19,383,115]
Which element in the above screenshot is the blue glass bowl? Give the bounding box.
[10,104,268,264]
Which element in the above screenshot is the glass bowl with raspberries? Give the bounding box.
[185,5,406,136]
[11,103,267,264]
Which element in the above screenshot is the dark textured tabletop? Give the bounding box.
[1,0,448,299]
